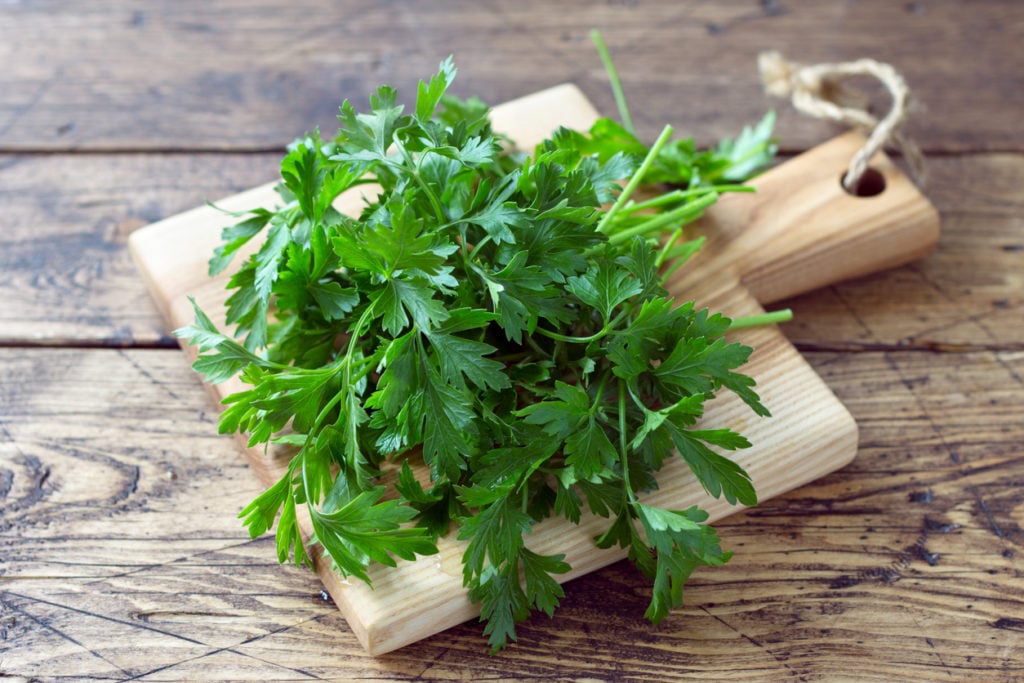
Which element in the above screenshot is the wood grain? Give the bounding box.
[0,152,278,346]
[2,348,1021,679]
[1,1,1021,153]
[3,0,1023,678]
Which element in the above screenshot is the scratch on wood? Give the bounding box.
[968,485,1005,539]
[3,591,209,647]
[700,607,802,679]
[0,69,63,139]
[1,595,131,677]
[924,636,956,679]
[116,348,181,401]
[830,285,877,340]
[83,535,269,586]
[0,467,14,500]
[121,612,330,682]
[880,349,1016,571]
[128,465,140,496]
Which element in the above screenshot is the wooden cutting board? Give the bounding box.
[128,84,939,655]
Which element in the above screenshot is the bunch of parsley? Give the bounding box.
[178,52,779,651]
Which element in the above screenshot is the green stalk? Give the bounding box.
[729,309,793,330]
[618,184,752,215]
[617,379,638,504]
[590,29,635,135]
[655,227,685,268]
[596,124,674,235]
[606,192,718,247]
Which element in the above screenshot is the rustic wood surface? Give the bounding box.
[1,1,1022,680]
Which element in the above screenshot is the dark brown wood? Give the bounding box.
[2,348,1022,680]
[0,1,1021,153]
[2,0,1023,679]
[0,153,278,346]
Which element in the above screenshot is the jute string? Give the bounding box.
[758,51,925,191]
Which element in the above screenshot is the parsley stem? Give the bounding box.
[534,327,605,344]
[606,191,717,247]
[468,234,493,260]
[524,333,552,359]
[590,29,635,136]
[617,379,637,504]
[728,308,793,330]
[658,235,706,282]
[534,307,628,345]
[655,227,685,269]
[596,124,674,235]
[617,185,751,215]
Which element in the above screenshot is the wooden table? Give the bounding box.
[2,2,1022,680]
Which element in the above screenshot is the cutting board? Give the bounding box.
[129,84,940,655]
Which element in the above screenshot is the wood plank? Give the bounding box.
[2,347,1021,679]
[0,1,1020,153]
[2,153,1020,349]
[0,153,278,346]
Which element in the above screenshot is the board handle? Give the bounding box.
[665,131,940,305]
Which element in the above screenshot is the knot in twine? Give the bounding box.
[758,50,925,191]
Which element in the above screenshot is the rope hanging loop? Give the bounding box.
[758,51,925,191]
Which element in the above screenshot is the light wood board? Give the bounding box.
[129,84,939,654]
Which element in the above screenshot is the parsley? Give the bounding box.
[177,49,780,652]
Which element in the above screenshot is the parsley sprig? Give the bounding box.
[177,53,779,652]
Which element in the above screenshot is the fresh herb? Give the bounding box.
[177,48,779,652]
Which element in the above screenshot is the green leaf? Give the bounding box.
[174,298,271,384]
[209,211,271,276]
[634,503,729,624]
[394,461,443,505]
[308,280,359,321]
[577,151,634,203]
[312,487,438,586]
[422,367,476,482]
[564,416,617,480]
[280,136,323,221]
[334,84,407,162]
[464,201,528,245]
[469,565,530,653]
[668,425,757,507]
[566,259,643,321]
[238,472,291,539]
[372,277,450,336]
[426,329,509,391]
[521,548,570,617]
[516,381,591,440]
[248,217,293,349]
[458,498,531,581]
[636,503,703,535]
[415,56,457,121]
[715,110,777,182]
[334,199,448,278]
[276,491,309,568]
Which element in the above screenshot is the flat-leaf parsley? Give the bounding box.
[178,48,781,651]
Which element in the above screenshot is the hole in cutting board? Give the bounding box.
[841,167,887,197]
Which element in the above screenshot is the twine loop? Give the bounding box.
[758,51,925,191]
